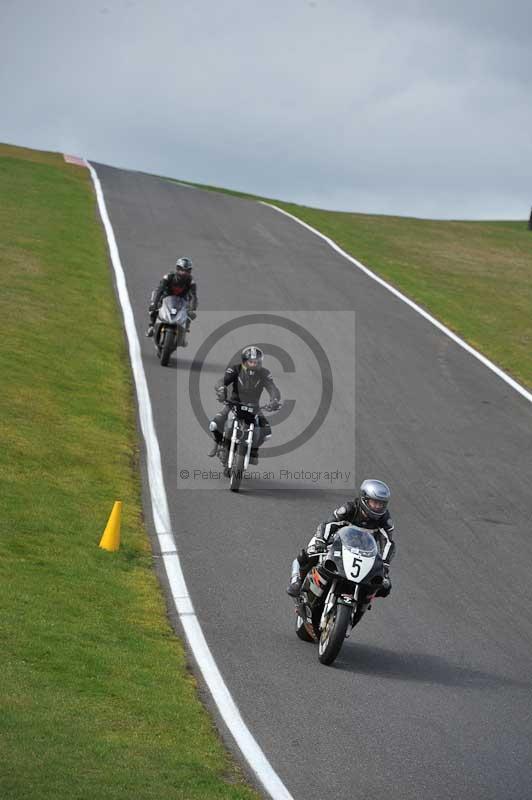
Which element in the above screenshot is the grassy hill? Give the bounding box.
[0,142,259,800]
[176,177,532,391]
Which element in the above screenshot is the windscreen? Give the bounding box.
[339,526,378,557]
[163,295,188,324]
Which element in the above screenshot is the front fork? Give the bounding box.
[157,324,177,346]
[243,423,254,469]
[319,581,358,638]
[227,421,239,468]
[228,422,255,469]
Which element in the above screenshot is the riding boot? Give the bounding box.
[286,558,304,597]
[207,428,221,457]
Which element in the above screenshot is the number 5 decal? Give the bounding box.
[351,556,362,578]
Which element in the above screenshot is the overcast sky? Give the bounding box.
[2,0,531,218]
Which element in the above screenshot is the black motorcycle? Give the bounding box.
[217,400,279,492]
[153,296,189,366]
[292,526,387,665]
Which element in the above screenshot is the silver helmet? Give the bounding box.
[359,479,390,520]
[175,256,192,272]
[241,345,263,374]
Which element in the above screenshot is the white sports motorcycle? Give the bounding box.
[153,295,189,366]
[293,526,388,665]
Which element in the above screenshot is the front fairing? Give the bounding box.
[328,527,379,584]
[159,295,187,326]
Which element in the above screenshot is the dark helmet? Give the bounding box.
[175,256,193,272]
[241,345,263,373]
[359,479,391,520]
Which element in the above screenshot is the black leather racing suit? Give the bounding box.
[293,499,396,597]
[211,363,281,452]
[149,270,198,327]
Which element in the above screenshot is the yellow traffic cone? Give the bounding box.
[99,501,122,551]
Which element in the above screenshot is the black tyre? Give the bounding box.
[295,612,314,643]
[176,327,186,348]
[229,451,245,492]
[160,330,174,366]
[318,602,351,665]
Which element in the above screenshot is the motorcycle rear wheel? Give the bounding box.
[318,603,351,665]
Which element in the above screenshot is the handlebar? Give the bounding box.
[226,400,283,412]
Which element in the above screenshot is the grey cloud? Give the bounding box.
[1,0,531,218]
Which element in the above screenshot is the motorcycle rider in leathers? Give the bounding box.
[287,479,396,598]
[146,256,198,338]
[208,346,282,465]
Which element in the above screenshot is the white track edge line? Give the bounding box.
[260,201,532,405]
[87,162,294,800]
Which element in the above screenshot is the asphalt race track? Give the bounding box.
[95,163,532,800]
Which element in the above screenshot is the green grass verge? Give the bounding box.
[0,143,260,800]
[175,178,532,391]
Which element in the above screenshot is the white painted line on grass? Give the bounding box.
[87,163,294,800]
[261,201,532,405]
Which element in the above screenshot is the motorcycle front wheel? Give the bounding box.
[160,329,175,366]
[318,603,351,665]
[229,450,245,492]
